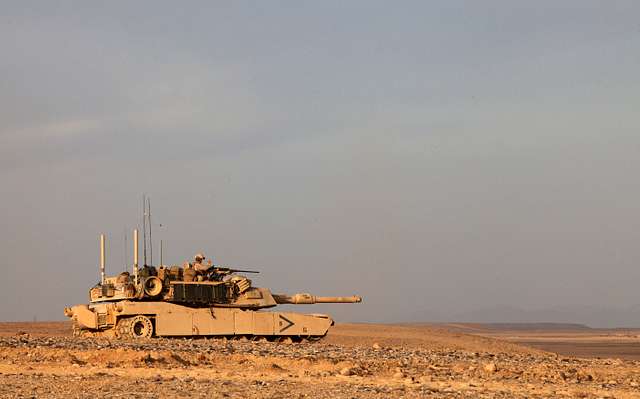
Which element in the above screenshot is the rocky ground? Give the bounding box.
[0,323,639,398]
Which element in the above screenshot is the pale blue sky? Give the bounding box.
[1,1,640,326]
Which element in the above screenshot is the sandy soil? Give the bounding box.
[1,322,639,398]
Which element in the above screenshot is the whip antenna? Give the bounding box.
[123,228,127,272]
[142,194,147,266]
[148,197,153,266]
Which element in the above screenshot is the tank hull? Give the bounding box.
[67,301,333,341]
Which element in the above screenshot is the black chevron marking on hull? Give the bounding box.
[279,315,295,333]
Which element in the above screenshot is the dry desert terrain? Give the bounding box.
[1,322,639,398]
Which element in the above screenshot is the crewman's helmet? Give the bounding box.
[194,253,205,262]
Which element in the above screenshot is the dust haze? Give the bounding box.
[2,1,640,327]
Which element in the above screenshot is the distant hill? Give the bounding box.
[404,304,640,328]
[396,322,593,332]
[472,322,592,331]
[442,322,592,333]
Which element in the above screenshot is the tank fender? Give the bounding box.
[69,304,98,329]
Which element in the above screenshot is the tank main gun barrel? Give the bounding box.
[272,293,362,305]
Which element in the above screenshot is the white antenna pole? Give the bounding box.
[100,234,106,285]
[133,228,139,285]
[142,195,147,266]
[123,228,127,272]
[148,197,153,266]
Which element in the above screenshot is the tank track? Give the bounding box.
[73,321,326,343]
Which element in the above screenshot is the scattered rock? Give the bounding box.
[418,375,431,384]
[0,331,635,398]
[577,371,593,382]
[403,377,416,385]
[484,362,497,373]
[339,367,354,376]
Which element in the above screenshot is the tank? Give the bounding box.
[64,231,362,341]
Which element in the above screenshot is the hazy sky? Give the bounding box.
[2,1,640,327]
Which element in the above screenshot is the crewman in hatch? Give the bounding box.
[193,253,212,273]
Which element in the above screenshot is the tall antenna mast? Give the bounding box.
[160,239,163,267]
[148,197,153,266]
[123,228,127,272]
[100,234,106,285]
[142,194,147,266]
[133,229,139,285]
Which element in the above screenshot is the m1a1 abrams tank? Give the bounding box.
[64,231,362,341]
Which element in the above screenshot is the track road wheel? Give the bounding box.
[278,337,293,344]
[129,315,154,339]
[115,318,131,339]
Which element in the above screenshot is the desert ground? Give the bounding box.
[458,324,640,361]
[1,322,639,398]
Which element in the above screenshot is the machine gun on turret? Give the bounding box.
[204,266,260,281]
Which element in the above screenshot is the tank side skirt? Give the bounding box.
[111,301,332,337]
